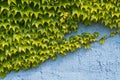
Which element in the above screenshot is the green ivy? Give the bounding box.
[0,0,120,78]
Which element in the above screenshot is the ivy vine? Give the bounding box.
[0,0,120,78]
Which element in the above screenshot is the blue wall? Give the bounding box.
[1,23,120,80]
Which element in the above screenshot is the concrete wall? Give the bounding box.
[0,23,120,80]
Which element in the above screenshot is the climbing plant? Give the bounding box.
[0,0,120,78]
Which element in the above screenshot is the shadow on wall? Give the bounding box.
[0,23,120,80]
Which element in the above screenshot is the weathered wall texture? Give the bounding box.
[0,23,120,80]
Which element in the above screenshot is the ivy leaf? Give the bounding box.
[13,34,21,42]
[91,15,98,21]
[5,50,12,56]
[33,12,39,19]
[93,32,100,37]
[48,50,56,57]
[82,14,88,21]
[110,30,119,37]
[72,8,81,18]
[105,3,114,10]
[1,22,9,29]
[9,25,19,32]
[75,2,80,8]
[0,47,4,51]
[18,46,26,53]
[84,44,90,49]
[56,33,63,39]
[48,10,55,17]
[52,6,58,11]
[8,0,16,5]
[52,55,57,60]
[118,22,120,28]
[99,37,105,44]
[40,57,46,62]
[42,0,45,4]
[75,42,81,48]
[0,67,4,73]
[0,73,6,79]
[21,0,30,4]
[1,41,9,48]
[41,44,47,49]
[59,49,66,56]
[112,13,120,18]
[69,48,76,52]
[110,32,115,37]
[81,5,89,11]
[42,38,49,43]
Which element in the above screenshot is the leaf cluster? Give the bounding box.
[0,0,120,78]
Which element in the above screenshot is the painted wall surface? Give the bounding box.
[0,23,120,80]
